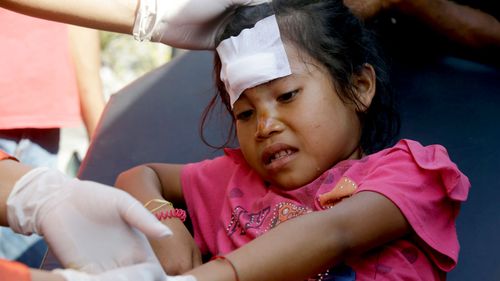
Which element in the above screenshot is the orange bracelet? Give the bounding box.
[211,255,240,281]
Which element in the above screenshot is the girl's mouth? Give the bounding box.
[262,144,299,167]
[266,149,296,165]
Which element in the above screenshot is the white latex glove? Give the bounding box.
[54,262,198,281]
[7,167,172,273]
[133,0,271,49]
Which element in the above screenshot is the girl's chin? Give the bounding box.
[266,176,311,191]
[266,168,328,191]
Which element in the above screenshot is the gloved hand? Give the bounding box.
[7,167,172,273]
[54,262,198,281]
[133,0,270,49]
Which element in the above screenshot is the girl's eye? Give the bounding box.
[235,110,254,121]
[277,90,298,103]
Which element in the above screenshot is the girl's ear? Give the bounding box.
[353,63,376,112]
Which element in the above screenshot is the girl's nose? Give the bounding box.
[255,112,284,140]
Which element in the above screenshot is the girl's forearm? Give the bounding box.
[115,166,165,204]
[187,192,409,281]
[0,0,138,34]
[189,211,346,281]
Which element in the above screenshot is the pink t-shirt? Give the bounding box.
[181,139,470,280]
[0,9,80,129]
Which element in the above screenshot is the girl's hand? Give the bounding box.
[149,217,202,275]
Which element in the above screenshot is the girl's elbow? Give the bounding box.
[114,165,151,191]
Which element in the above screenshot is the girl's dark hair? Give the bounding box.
[201,0,399,154]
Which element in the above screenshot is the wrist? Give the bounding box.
[188,257,237,281]
[144,199,187,222]
[211,256,240,281]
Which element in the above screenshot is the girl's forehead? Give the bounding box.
[217,15,292,108]
[243,49,320,90]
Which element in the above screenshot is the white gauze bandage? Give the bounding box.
[216,15,292,108]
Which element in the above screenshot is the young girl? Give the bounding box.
[115,0,470,280]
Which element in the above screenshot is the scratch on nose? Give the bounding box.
[259,119,273,132]
[257,112,271,132]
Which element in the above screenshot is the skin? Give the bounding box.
[115,41,410,280]
[67,25,106,139]
[0,159,32,226]
[344,0,500,50]
[0,0,137,34]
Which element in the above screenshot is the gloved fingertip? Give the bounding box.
[139,219,173,238]
[123,197,173,238]
[152,222,173,237]
[139,210,173,238]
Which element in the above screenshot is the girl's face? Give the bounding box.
[233,45,370,190]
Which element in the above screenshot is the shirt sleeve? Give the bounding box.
[347,139,470,272]
[181,150,239,254]
[0,259,31,281]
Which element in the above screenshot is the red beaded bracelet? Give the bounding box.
[154,208,187,222]
[211,255,240,281]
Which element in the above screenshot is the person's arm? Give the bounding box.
[0,0,137,34]
[394,0,500,49]
[0,0,271,49]
[182,191,409,281]
[344,0,500,49]
[0,156,176,281]
[67,25,105,139]
[0,159,31,226]
[115,163,202,274]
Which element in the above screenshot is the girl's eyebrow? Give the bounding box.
[268,72,300,87]
[238,72,300,99]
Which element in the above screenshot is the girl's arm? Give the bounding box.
[186,191,409,281]
[115,164,202,274]
[115,163,184,206]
